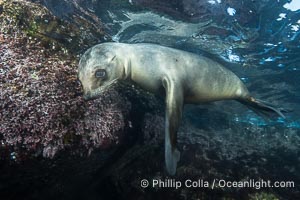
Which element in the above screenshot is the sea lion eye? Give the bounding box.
[95,69,106,78]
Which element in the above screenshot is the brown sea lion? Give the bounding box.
[78,42,285,175]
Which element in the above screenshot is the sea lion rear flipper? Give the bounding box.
[238,97,287,119]
[162,77,183,175]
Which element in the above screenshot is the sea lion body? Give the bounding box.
[127,44,248,103]
[78,42,284,175]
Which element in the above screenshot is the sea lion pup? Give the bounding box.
[78,42,285,175]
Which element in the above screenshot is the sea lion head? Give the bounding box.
[78,44,124,100]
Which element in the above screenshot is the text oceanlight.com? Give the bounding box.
[140,179,295,190]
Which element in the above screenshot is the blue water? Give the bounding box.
[93,0,300,129]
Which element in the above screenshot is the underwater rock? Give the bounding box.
[0,0,110,53]
[0,2,168,199]
[92,115,299,200]
[0,0,165,161]
[0,3,168,198]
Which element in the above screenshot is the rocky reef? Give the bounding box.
[0,0,109,52]
[0,0,124,160]
[0,1,164,199]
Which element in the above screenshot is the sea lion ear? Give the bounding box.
[110,55,116,62]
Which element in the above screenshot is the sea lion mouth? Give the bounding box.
[83,79,119,101]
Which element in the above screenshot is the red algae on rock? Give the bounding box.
[0,0,130,161]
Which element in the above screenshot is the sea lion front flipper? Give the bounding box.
[162,77,183,175]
